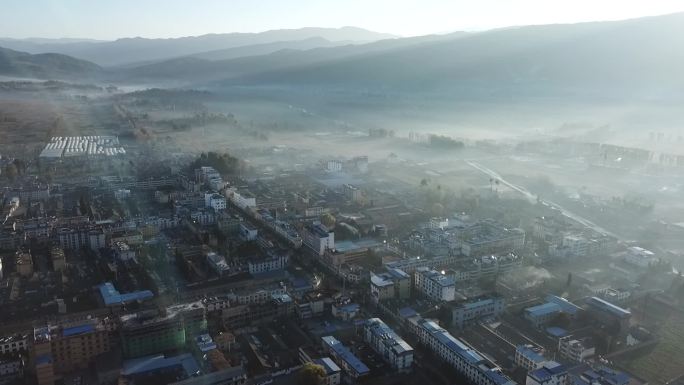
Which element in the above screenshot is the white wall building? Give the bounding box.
[363,318,414,373]
[451,296,505,328]
[207,252,230,276]
[415,268,456,302]
[248,253,289,275]
[0,335,28,354]
[558,337,595,363]
[302,223,334,256]
[205,193,227,211]
[327,160,342,172]
[526,361,568,385]
[416,319,515,385]
[625,246,658,268]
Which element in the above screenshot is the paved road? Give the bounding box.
[466,160,622,240]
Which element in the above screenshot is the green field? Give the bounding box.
[618,315,684,384]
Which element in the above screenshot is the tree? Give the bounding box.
[298,362,326,385]
[321,213,336,229]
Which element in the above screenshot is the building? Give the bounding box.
[239,222,258,241]
[113,241,135,261]
[0,334,28,354]
[459,222,526,257]
[321,336,370,380]
[601,288,631,304]
[170,366,247,385]
[114,189,131,201]
[545,295,582,318]
[327,160,342,172]
[50,246,65,272]
[344,184,363,203]
[205,193,227,211]
[558,337,595,363]
[370,268,411,303]
[248,251,289,275]
[302,222,334,256]
[384,254,461,274]
[98,282,153,307]
[515,345,547,371]
[331,302,360,321]
[15,249,33,277]
[227,190,256,210]
[574,366,631,385]
[57,227,105,251]
[363,318,414,372]
[415,267,456,302]
[121,353,201,383]
[524,303,562,329]
[526,361,568,385]
[207,252,230,276]
[0,353,23,384]
[416,319,515,385]
[32,319,112,384]
[220,294,293,329]
[585,297,631,332]
[313,358,342,385]
[624,246,658,268]
[451,296,505,328]
[120,302,207,358]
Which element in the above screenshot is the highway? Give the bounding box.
[465,160,622,240]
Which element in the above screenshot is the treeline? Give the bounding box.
[189,152,239,174]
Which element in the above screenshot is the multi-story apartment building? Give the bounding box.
[0,334,28,354]
[321,336,369,381]
[451,296,505,328]
[57,227,105,251]
[514,345,547,371]
[370,268,411,303]
[247,251,289,275]
[120,301,207,358]
[32,318,113,385]
[414,267,456,302]
[415,319,515,385]
[363,318,414,372]
[526,361,568,385]
[558,337,595,363]
[302,222,334,256]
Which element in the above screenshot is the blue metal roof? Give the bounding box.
[586,297,631,319]
[122,353,200,377]
[525,302,562,317]
[546,326,569,338]
[63,323,95,337]
[546,295,582,315]
[529,362,566,382]
[321,336,369,376]
[516,345,546,363]
[420,319,515,384]
[398,307,417,318]
[314,357,341,375]
[98,282,154,306]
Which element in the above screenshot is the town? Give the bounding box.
[0,129,681,385]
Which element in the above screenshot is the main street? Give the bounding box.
[465,160,623,240]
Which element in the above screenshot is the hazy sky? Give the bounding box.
[2,0,684,39]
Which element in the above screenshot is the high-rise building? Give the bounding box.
[120,302,207,358]
[32,319,113,385]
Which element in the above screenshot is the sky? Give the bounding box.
[2,0,684,40]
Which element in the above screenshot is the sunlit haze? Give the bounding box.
[1,0,684,39]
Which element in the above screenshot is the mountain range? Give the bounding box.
[0,27,395,66]
[1,14,683,98]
